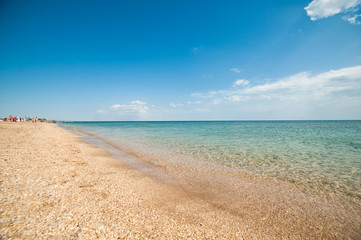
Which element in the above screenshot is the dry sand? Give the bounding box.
[1,122,360,239]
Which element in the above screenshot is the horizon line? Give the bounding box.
[58,119,361,122]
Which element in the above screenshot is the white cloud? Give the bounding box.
[233,79,250,87]
[227,95,250,103]
[343,14,361,24]
[230,68,241,73]
[169,103,184,108]
[244,66,361,95]
[109,100,148,113]
[130,100,147,105]
[110,104,121,109]
[305,0,361,22]
[192,65,361,110]
[188,65,361,119]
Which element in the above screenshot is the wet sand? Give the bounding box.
[1,122,360,239]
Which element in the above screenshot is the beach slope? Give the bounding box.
[0,122,360,239]
[0,122,251,238]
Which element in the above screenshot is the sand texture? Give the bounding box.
[1,122,360,239]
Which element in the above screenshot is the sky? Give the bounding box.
[1,0,361,121]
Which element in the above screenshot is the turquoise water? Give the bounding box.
[62,121,361,198]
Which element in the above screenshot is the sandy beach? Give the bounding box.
[1,122,360,239]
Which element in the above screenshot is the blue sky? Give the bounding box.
[1,0,361,120]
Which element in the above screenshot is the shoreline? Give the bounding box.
[1,122,360,238]
[62,122,361,203]
[60,124,180,186]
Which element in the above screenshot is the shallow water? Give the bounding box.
[61,121,361,199]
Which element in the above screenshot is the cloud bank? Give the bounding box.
[96,66,361,120]
[198,65,361,100]
[305,0,361,23]
[191,65,361,119]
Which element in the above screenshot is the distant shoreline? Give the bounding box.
[59,119,361,123]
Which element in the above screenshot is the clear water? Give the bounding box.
[62,121,361,199]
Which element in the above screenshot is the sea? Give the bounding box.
[61,120,361,200]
